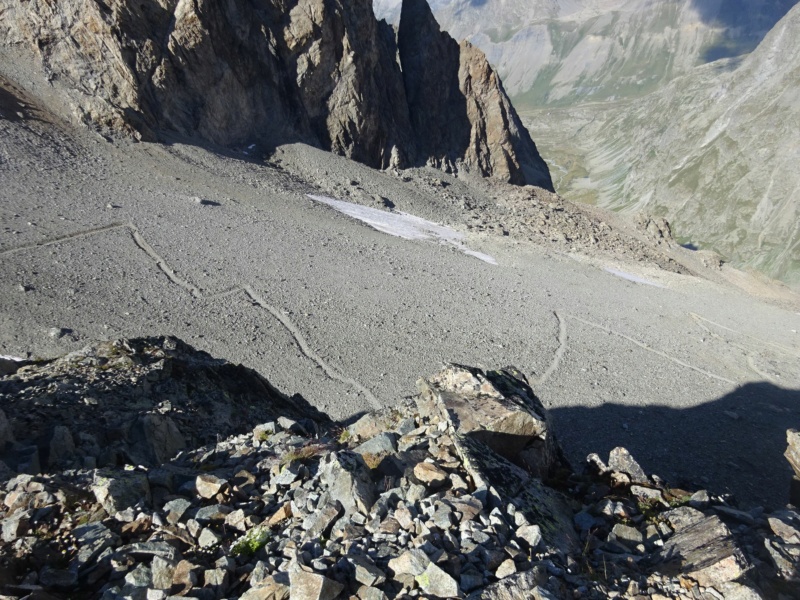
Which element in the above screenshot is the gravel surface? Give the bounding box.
[1,77,799,509]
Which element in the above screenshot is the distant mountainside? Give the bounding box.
[564,3,800,284]
[374,0,800,286]
[375,0,798,108]
[0,0,552,189]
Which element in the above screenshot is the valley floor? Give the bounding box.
[1,83,799,509]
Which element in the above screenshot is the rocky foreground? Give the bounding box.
[0,339,798,599]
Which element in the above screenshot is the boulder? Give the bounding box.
[653,515,750,587]
[417,365,558,476]
[288,560,344,600]
[319,452,376,515]
[92,469,151,514]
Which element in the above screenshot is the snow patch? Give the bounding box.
[604,267,664,287]
[308,195,497,265]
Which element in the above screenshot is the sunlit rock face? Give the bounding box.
[0,0,553,188]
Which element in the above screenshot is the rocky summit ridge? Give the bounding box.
[0,0,552,189]
[0,338,799,599]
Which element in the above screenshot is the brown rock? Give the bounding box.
[0,0,551,188]
[653,515,750,587]
[413,462,448,487]
[288,560,343,600]
[417,364,557,476]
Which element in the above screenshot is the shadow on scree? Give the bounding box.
[551,382,800,510]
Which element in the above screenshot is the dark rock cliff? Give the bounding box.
[0,0,553,189]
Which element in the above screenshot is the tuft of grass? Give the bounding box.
[281,443,328,466]
[231,526,271,557]
[337,428,352,444]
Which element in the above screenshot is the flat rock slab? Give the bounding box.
[653,515,749,587]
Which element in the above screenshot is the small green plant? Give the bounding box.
[337,428,352,444]
[231,526,271,557]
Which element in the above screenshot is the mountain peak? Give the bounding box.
[0,0,553,189]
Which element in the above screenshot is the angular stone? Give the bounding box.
[196,474,226,499]
[630,485,667,505]
[124,563,152,588]
[387,548,430,576]
[663,506,706,531]
[71,522,119,571]
[466,568,553,599]
[319,452,376,515]
[195,504,232,524]
[451,435,528,498]
[415,562,459,598]
[48,426,76,466]
[198,528,222,548]
[39,566,78,590]
[610,523,644,548]
[607,447,648,484]
[163,498,192,525]
[204,568,228,597]
[787,429,800,478]
[354,433,398,464]
[92,469,150,515]
[273,462,303,486]
[516,524,542,550]
[129,413,186,465]
[151,556,176,590]
[288,561,344,600]
[302,500,342,541]
[413,462,448,487]
[763,537,799,582]
[768,510,800,543]
[347,555,387,587]
[171,560,199,596]
[417,365,556,476]
[495,559,516,579]
[225,508,248,532]
[241,577,290,600]
[267,503,293,527]
[653,515,749,587]
[1,509,30,543]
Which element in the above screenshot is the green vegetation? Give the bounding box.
[231,525,271,557]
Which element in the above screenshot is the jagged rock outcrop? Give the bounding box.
[2,344,799,598]
[0,0,553,188]
[398,0,552,188]
[0,337,329,472]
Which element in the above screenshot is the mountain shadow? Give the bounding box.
[550,382,799,510]
[691,0,800,61]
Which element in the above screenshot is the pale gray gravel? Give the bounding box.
[1,82,799,508]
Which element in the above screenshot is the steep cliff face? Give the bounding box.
[398,0,552,187]
[0,0,553,189]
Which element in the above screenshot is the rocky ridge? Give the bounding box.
[1,339,798,599]
[0,0,552,189]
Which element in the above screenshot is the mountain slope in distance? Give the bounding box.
[525,3,800,286]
